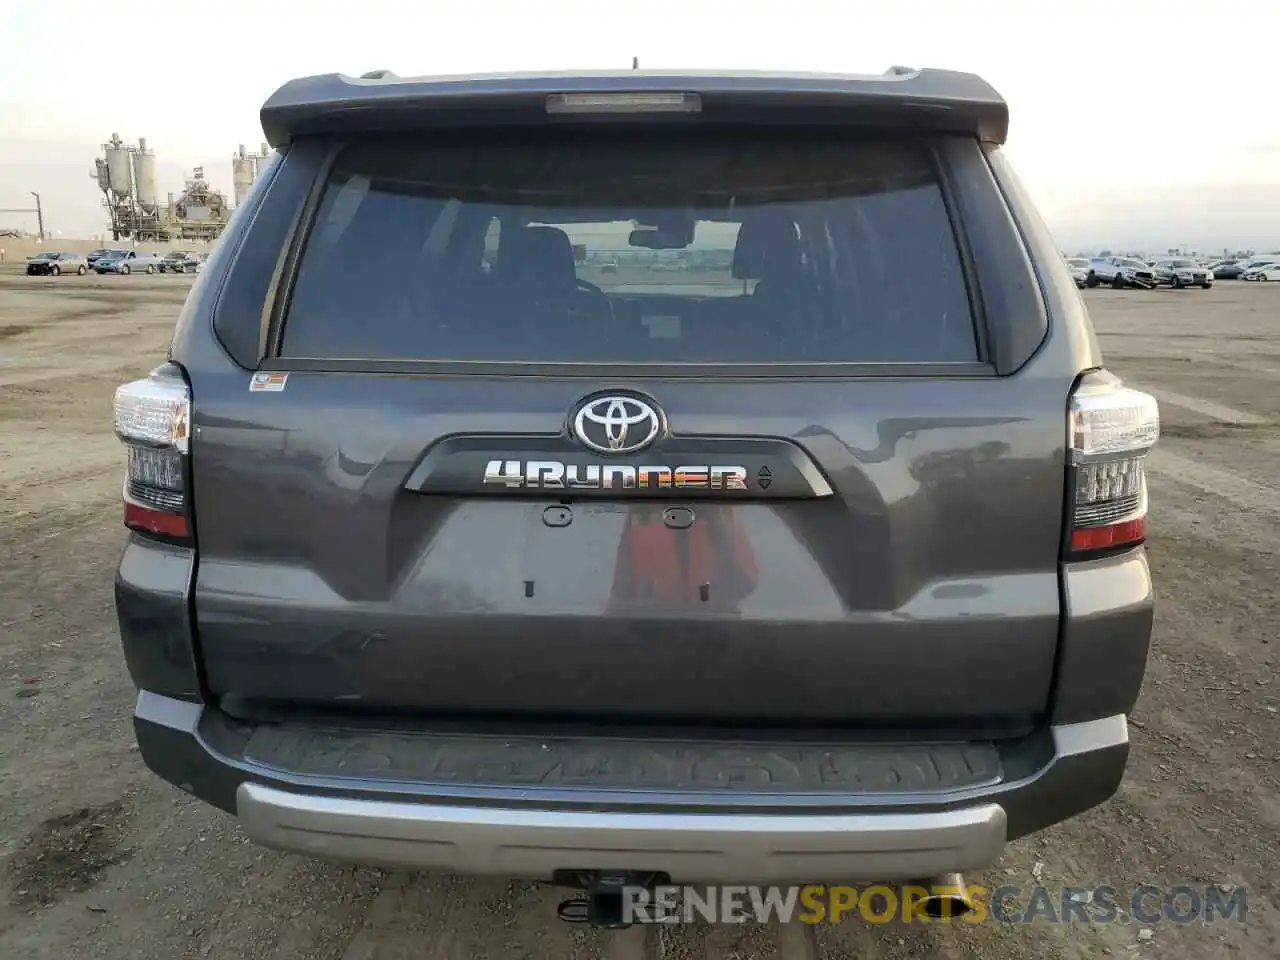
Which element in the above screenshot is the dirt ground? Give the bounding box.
[0,267,1277,959]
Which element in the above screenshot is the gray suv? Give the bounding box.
[112,66,1158,923]
[1152,257,1213,289]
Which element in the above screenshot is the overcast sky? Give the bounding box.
[1,0,1276,251]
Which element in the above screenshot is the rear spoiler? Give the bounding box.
[260,66,1009,148]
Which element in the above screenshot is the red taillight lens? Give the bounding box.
[1070,516,1145,553]
[124,500,189,538]
[113,368,191,542]
[1067,377,1159,559]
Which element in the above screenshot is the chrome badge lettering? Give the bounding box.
[483,460,749,491]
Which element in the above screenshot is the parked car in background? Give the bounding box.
[1086,256,1157,288]
[26,251,88,276]
[86,248,117,268]
[94,251,126,273]
[95,250,164,275]
[170,252,205,274]
[1066,257,1090,287]
[1238,257,1280,280]
[158,251,196,273]
[113,65,1159,908]
[1152,257,1213,289]
[1246,265,1280,281]
[1209,259,1246,279]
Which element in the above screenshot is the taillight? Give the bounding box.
[1067,374,1159,558]
[113,365,191,542]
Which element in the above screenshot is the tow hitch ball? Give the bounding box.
[554,871,668,929]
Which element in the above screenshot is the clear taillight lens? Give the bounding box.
[113,368,191,540]
[1068,377,1159,556]
[1070,387,1159,460]
[114,376,190,451]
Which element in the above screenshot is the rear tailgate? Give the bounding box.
[187,82,1071,726]
[192,375,1067,724]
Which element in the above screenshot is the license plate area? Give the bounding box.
[519,500,761,614]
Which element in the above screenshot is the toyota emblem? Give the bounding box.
[572,395,664,454]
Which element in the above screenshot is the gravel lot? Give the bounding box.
[0,267,1277,959]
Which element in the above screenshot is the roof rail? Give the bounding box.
[261,67,1009,147]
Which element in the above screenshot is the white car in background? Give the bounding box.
[1244,264,1280,281]
[1065,257,1090,287]
[1240,258,1280,280]
[1086,256,1158,288]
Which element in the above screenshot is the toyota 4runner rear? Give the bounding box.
[113,67,1157,900]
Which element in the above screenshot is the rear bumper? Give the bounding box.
[238,783,1007,883]
[133,693,1130,883]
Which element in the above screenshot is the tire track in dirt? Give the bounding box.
[0,357,171,390]
[1146,449,1280,521]
[1131,384,1269,426]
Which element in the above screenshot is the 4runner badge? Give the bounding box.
[483,461,749,492]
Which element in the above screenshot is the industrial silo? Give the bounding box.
[104,133,133,198]
[133,137,159,214]
[93,158,111,193]
[232,145,255,209]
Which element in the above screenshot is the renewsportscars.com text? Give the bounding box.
[620,884,1249,925]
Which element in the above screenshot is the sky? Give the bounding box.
[1,0,1277,252]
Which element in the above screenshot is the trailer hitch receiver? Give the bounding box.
[553,870,670,929]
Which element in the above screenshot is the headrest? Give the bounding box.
[732,211,803,280]
[495,225,578,291]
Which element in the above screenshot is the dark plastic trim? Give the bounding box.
[402,434,836,499]
[936,137,1049,375]
[263,142,343,360]
[929,138,991,365]
[208,140,330,370]
[260,68,1009,148]
[985,144,1102,372]
[133,692,1127,844]
[260,357,996,379]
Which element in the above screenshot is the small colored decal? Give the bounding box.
[249,372,289,393]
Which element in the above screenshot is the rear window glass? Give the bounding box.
[279,131,978,364]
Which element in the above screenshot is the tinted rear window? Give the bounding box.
[279,131,978,364]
